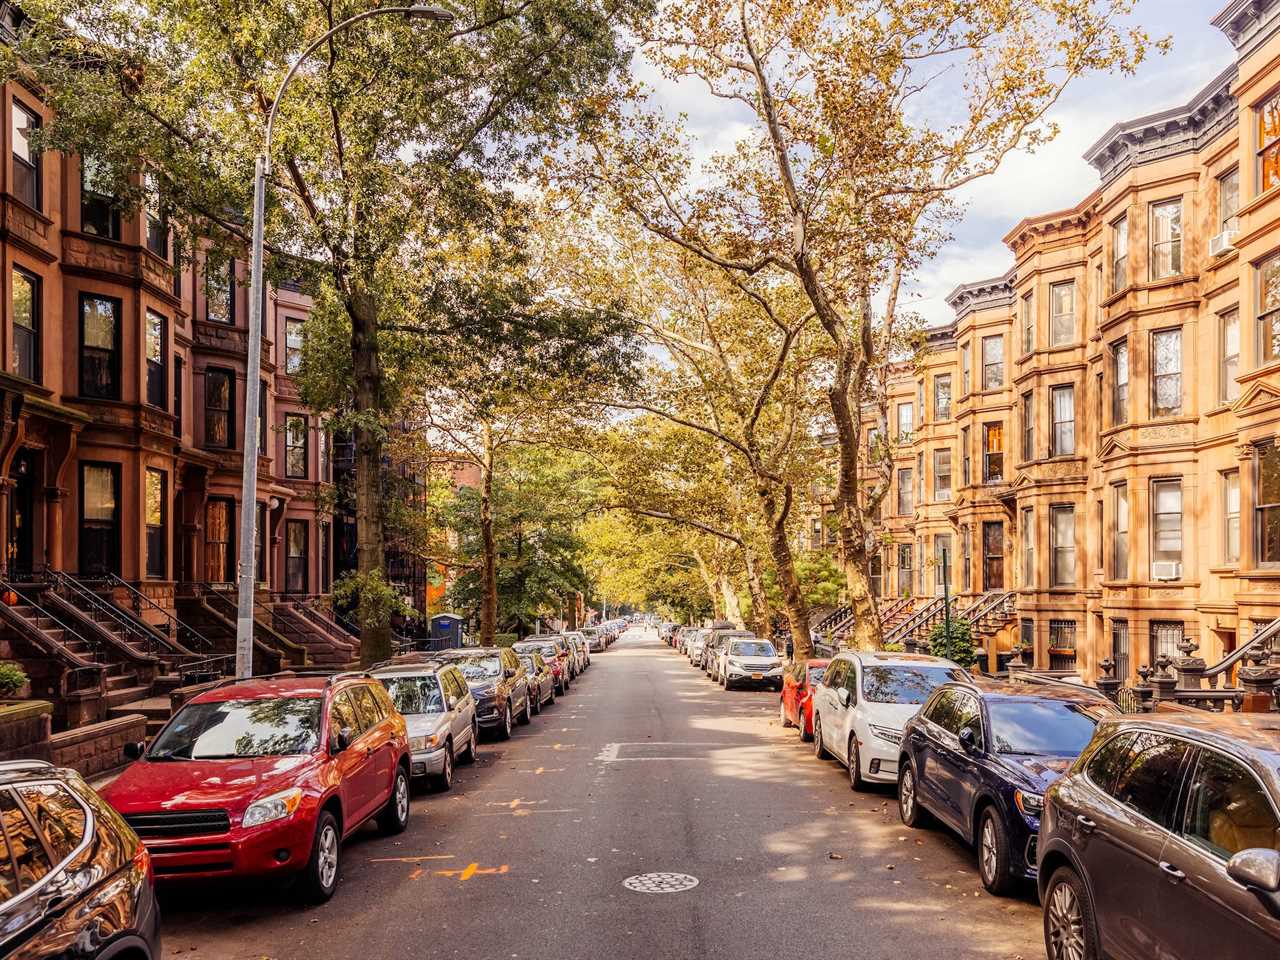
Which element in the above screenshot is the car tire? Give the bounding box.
[531,688,542,716]
[496,703,513,740]
[779,700,792,728]
[813,715,829,760]
[433,746,454,792]
[548,683,556,705]
[379,766,411,834]
[977,807,1015,896]
[299,810,341,903]
[1043,865,1101,960]
[898,760,929,828]
[847,736,867,791]
[460,721,478,764]
[799,708,813,743]
[518,694,533,725]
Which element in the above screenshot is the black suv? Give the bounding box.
[439,647,532,739]
[0,759,160,958]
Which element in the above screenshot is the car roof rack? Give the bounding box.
[0,759,54,773]
[204,669,375,691]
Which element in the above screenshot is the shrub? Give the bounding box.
[880,641,904,653]
[492,633,519,647]
[928,618,976,668]
[0,662,28,697]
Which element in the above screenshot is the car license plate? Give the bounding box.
[751,673,763,680]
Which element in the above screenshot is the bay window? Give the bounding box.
[1113,483,1128,579]
[1225,470,1240,564]
[1111,216,1128,293]
[1258,90,1280,193]
[1221,308,1240,403]
[1111,338,1128,424]
[1050,384,1075,456]
[1151,328,1182,417]
[1050,505,1076,587]
[933,373,951,420]
[933,448,951,501]
[1050,281,1074,346]
[1257,442,1280,565]
[981,335,1003,390]
[982,422,1003,483]
[1149,199,1182,279]
[1259,252,1280,364]
[1151,479,1183,578]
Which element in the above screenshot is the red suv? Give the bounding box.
[779,658,829,741]
[103,671,411,903]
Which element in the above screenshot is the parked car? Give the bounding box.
[1038,711,1280,960]
[779,658,830,741]
[513,638,571,694]
[897,680,1117,895]
[372,659,477,791]
[707,631,755,681]
[583,627,606,653]
[812,652,966,789]
[0,759,161,959]
[518,651,557,713]
[715,636,783,690]
[103,671,412,903]
[685,630,709,664]
[565,633,590,671]
[438,648,532,739]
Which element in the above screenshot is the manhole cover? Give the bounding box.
[622,872,700,894]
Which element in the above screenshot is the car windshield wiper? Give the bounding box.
[146,751,190,761]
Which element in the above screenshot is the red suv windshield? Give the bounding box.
[148,697,324,759]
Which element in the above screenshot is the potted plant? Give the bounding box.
[0,661,28,699]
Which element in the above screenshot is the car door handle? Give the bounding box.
[1159,861,1185,882]
[1075,815,1097,833]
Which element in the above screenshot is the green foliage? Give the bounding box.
[0,662,28,697]
[332,569,412,632]
[492,633,519,648]
[928,617,976,668]
[764,551,843,610]
[880,641,904,653]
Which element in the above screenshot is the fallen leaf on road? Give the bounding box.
[827,852,844,860]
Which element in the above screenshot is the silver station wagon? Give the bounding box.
[373,658,479,791]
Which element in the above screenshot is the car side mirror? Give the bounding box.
[334,727,354,752]
[837,687,851,707]
[504,667,516,679]
[1228,848,1280,894]
[445,696,458,711]
[958,726,980,754]
[123,741,145,761]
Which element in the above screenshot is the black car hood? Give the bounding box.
[994,753,1073,793]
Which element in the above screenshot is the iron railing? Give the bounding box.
[0,577,104,692]
[87,573,215,654]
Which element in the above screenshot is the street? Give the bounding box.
[159,627,1041,960]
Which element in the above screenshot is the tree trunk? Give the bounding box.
[742,545,772,638]
[719,575,743,627]
[479,424,498,645]
[692,547,722,619]
[349,286,392,667]
[757,482,812,658]
[841,536,882,650]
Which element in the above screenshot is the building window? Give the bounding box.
[285,318,304,374]
[916,451,924,504]
[1151,329,1181,417]
[897,543,912,597]
[144,171,169,260]
[1021,391,1034,461]
[1111,338,1128,425]
[1111,216,1128,293]
[1221,308,1240,403]
[1049,281,1074,346]
[79,462,120,576]
[932,374,951,420]
[1113,483,1129,579]
[934,534,952,592]
[1259,252,1280,364]
[80,157,120,240]
[204,255,234,325]
[1049,620,1077,670]
[286,413,308,479]
[961,426,970,486]
[1111,620,1130,681]
[961,344,971,395]
[286,519,308,594]
[896,402,913,441]
[981,335,1003,390]
[917,382,925,424]
[1149,199,1182,280]
[1259,91,1280,193]
[11,100,40,210]
[1020,292,1033,354]
[204,368,233,449]
[320,521,332,594]
[933,448,951,501]
[79,293,119,399]
[982,422,1003,483]
[1050,385,1074,457]
[1151,479,1183,578]
[1021,507,1034,587]
[1224,470,1241,564]
[204,498,234,583]
[145,310,166,409]
[1257,441,1280,565]
[896,468,913,516]
[1094,263,1104,329]
[1050,505,1076,587]
[12,267,39,383]
[1220,168,1240,231]
[145,468,167,579]
[1150,620,1183,664]
[1020,618,1034,655]
[174,356,183,437]
[961,524,972,593]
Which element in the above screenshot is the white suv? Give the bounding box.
[811,652,967,789]
[716,637,784,690]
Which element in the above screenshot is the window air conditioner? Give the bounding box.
[1151,561,1182,581]
[1209,227,1238,257]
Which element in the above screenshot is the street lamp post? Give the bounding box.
[235,4,454,678]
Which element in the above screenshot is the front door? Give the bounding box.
[328,691,377,828]
[7,453,34,576]
[982,522,1004,590]
[204,498,234,583]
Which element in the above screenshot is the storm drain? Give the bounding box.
[622,872,700,894]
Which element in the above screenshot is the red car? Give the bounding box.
[779,659,829,741]
[513,638,572,693]
[103,671,411,903]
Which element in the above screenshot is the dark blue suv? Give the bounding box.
[897,680,1118,895]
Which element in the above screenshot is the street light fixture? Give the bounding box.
[235,4,455,678]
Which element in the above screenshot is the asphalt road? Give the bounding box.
[159,627,1042,960]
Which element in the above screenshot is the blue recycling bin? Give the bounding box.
[429,613,465,650]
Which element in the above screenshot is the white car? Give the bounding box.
[716,637,784,690]
[811,652,967,789]
[686,631,708,664]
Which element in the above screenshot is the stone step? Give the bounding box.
[104,672,139,691]
[102,685,152,710]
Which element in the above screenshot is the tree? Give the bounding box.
[8,0,651,663]
[571,0,1162,650]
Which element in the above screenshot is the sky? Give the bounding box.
[632,1,1236,328]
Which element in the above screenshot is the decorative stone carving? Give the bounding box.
[1137,423,1190,444]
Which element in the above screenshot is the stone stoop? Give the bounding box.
[50,712,147,779]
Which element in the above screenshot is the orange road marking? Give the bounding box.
[433,862,509,882]
[408,868,423,881]
[369,855,455,863]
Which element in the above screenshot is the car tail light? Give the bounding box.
[133,841,154,883]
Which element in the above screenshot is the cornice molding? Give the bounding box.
[1214,0,1280,58]
[945,268,1016,323]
